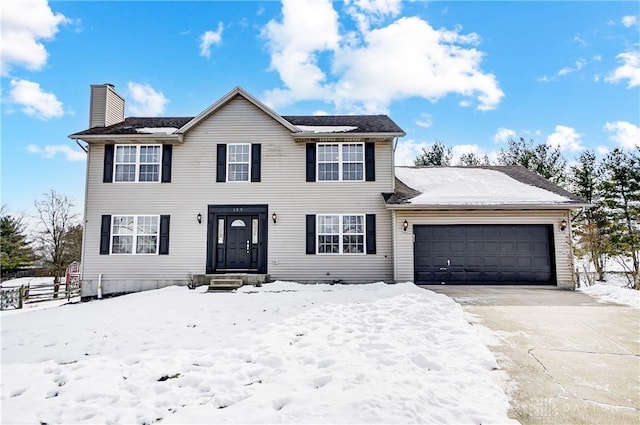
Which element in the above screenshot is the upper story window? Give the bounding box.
[114,145,161,182]
[227,143,250,182]
[111,215,159,254]
[317,143,364,181]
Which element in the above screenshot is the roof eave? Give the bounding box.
[385,202,591,210]
[68,133,184,144]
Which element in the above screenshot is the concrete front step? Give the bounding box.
[208,278,243,292]
[190,273,269,291]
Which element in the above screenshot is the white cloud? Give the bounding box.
[199,22,224,58]
[345,0,402,33]
[263,0,503,113]
[262,0,340,105]
[621,15,638,27]
[546,125,584,152]
[596,146,610,155]
[0,0,69,75]
[573,34,587,46]
[27,144,85,161]
[604,121,640,149]
[9,78,64,119]
[605,51,640,88]
[127,82,168,116]
[493,127,516,143]
[557,59,586,76]
[415,113,432,128]
[394,139,430,166]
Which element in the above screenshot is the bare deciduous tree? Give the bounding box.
[34,190,79,297]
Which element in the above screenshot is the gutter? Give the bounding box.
[68,133,184,144]
[385,203,592,211]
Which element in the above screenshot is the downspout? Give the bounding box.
[392,210,397,282]
[97,273,103,299]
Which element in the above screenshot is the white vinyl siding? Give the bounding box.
[80,96,395,296]
[114,145,161,182]
[317,143,364,181]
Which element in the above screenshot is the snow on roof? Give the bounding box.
[296,125,358,133]
[395,167,572,205]
[135,127,178,134]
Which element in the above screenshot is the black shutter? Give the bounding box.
[306,143,316,182]
[251,144,261,182]
[216,144,227,182]
[159,215,170,255]
[306,214,316,254]
[365,142,375,181]
[100,215,111,254]
[161,145,172,183]
[103,144,114,183]
[366,214,376,254]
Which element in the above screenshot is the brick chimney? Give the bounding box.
[89,83,125,128]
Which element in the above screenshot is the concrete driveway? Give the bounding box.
[424,286,640,425]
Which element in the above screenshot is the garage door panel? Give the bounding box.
[414,224,554,285]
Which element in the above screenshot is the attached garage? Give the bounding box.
[413,224,554,285]
[386,166,589,288]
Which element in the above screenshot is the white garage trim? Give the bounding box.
[393,209,574,288]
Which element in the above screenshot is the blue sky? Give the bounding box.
[2,0,639,217]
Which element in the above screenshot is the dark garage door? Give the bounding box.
[414,224,555,285]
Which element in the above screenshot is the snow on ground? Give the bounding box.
[578,274,640,308]
[1,281,516,424]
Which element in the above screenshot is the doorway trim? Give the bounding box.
[206,204,268,274]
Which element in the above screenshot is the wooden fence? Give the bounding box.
[0,280,81,311]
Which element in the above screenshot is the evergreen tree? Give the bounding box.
[0,207,34,277]
[600,148,640,289]
[497,137,568,185]
[415,141,452,166]
[457,152,491,166]
[569,150,608,281]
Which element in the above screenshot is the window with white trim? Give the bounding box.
[227,143,250,182]
[111,215,159,254]
[114,145,161,182]
[317,214,365,254]
[317,143,364,181]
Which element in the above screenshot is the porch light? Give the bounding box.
[197,213,202,224]
[272,212,277,224]
[560,219,567,231]
[403,220,409,232]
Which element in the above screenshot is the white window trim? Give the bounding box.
[110,214,160,255]
[113,144,162,183]
[316,143,364,182]
[316,214,366,255]
[226,143,251,183]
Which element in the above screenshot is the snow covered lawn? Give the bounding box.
[1,282,515,424]
[578,274,640,308]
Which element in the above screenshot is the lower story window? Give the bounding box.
[317,214,364,254]
[111,215,159,254]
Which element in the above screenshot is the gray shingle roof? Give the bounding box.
[70,115,404,137]
[283,115,404,133]
[71,117,193,136]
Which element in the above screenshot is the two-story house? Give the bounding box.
[70,85,586,297]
